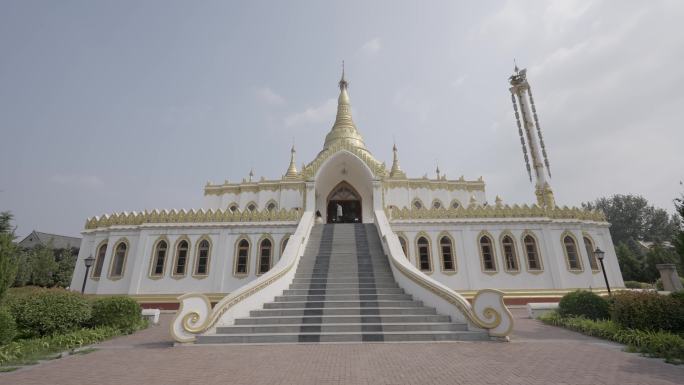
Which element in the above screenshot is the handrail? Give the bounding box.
[373,209,514,338]
[170,211,315,342]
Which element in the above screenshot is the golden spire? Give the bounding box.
[283,144,299,179]
[389,142,406,179]
[323,62,367,150]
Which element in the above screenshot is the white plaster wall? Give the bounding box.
[72,224,297,295]
[384,186,486,210]
[314,151,375,223]
[389,220,621,291]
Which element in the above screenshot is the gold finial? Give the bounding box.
[436,163,441,179]
[389,141,406,179]
[514,58,519,73]
[339,60,348,90]
[284,143,299,179]
[248,168,254,182]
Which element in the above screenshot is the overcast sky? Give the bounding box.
[1,0,683,239]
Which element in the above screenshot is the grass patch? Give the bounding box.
[0,366,19,373]
[539,311,684,364]
[0,326,123,366]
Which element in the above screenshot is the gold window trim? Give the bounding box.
[414,231,433,274]
[107,237,130,281]
[437,231,457,274]
[91,239,109,280]
[396,231,410,262]
[520,230,544,274]
[148,236,170,280]
[171,236,192,279]
[279,233,292,260]
[499,231,521,275]
[192,235,213,279]
[561,231,584,273]
[256,234,275,276]
[233,235,251,278]
[582,232,600,273]
[477,231,498,275]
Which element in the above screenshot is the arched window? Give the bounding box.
[501,235,519,272]
[266,201,277,212]
[173,239,190,277]
[234,238,250,276]
[439,236,456,272]
[523,234,542,271]
[194,238,211,276]
[563,234,582,270]
[412,199,424,210]
[228,203,239,213]
[257,238,272,275]
[150,239,168,277]
[432,199,443,209]
[109,240,128,278]
[479,235,497,272]
[583,236,599,271]
[92,241,107,278]
[398,235,409,260]
[416,236,432,272]
[450,200,461,209]
[246,202,257,212]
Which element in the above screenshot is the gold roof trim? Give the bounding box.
[204,180,304,196]
[387,205,606,222]
[302,140,387,180]
[84,208,302,230]
[383,178,485,192]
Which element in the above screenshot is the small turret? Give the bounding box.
[389,143,406,179]
[283,145,299,180]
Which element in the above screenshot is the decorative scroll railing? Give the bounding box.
[374,210,514,338]
[387,205,605,222]
[170,212,314,343]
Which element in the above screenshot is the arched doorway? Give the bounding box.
[326,181,362,223]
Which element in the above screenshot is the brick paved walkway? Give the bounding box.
[2,309,682,385]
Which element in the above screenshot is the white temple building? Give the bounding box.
[70,67,623,343]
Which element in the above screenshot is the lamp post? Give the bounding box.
[594,247,610,295]
[82,255,95,294]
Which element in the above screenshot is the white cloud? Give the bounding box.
[360,38,381,55]
[451,75,468,88]
[50,174,104,189]
[254,86,285,105]
[284,99,337,127]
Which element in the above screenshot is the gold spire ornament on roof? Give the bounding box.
[283,145,299,179]
[323,63,368,151]
[389,142,406,179]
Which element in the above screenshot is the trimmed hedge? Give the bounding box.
[0,307,16,345]
[90,296,144,332]
[611,291,684,333]
[624,281,654,289]
[0,326,121,365]
[540,312,684,364]
[558,290,609,320]
[6,288,91,337]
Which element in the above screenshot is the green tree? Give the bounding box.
[0,233,18,301]
[583,194,679,245]
[13,249,32,287]
[643,243,679,282]
[674,187,684,269]
[0,211,13,234]
[53,249,76,288]
[30,245,58,287]
[615,243,644,282]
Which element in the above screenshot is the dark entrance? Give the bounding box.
[326,181,362,223]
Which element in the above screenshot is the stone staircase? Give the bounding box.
[196,223,488,344]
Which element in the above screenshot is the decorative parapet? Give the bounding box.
[382,178,485,192]
[204,180,304,196]
[387,205,606,222]
[301,141,387,179]
[84,208,302,230]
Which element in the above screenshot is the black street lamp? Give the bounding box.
[594,247,610,295]
[82,255,95,294]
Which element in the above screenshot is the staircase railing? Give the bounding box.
[373,209,514,338]
[170,211,315,343]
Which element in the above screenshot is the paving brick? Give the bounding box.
[2,309,682,385]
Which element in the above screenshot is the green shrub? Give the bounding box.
[558,290,610,320]
[539,313,684,364]
[624,281,653,289]
[655,277,684,291]
[90,296,143,332]
[611,291,684,333]
[6,288,91,337]
[0,326,120,365]
[0,307,16,345]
